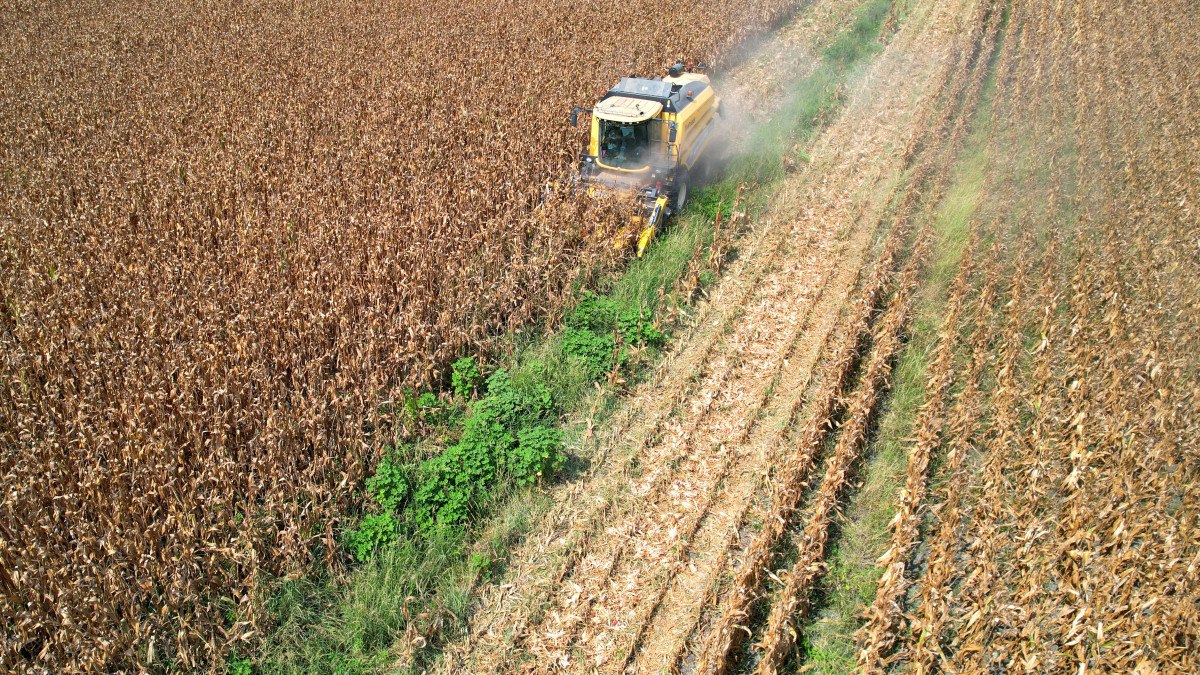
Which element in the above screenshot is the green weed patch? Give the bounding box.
[560,290,664,378]
[346,365,565,562]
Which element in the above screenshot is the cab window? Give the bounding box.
[599,120,649,169]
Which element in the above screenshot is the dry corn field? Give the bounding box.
[4,0,1199,671]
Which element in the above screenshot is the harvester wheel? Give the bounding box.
[674,172,690,212]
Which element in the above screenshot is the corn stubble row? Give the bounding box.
[693,184,904,675]
[854,0,1200,671]
[851,227,975,671]
[753,2,1000,661]
[690,0,1000,670]
[0,0,804,670]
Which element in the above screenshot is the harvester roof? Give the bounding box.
[610,77,674,100]
[602,75,711,114]
[594,95,663,122]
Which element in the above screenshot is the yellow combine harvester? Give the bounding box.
[571,61,722,256]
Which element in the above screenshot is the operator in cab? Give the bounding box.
[601,123,647,168]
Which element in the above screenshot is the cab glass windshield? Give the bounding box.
[599,120,650,169]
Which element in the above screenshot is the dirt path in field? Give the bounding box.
[440,1,973,672]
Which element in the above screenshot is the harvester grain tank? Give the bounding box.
[571,61,722,256]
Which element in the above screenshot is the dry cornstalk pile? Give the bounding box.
[0,0,803,670]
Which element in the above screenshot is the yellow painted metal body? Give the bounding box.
[636,195,671,257]
[585,71,720,255]
[588,73,720,176]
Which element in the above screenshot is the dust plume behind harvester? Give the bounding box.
[571,61,722,256]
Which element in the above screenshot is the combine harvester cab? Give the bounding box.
[571,61,721,256]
